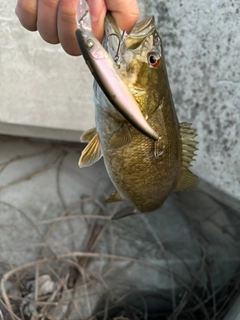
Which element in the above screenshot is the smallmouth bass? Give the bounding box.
[79,14,198,216]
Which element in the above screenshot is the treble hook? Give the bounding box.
[77,9,89,27]
[107,31,126,67]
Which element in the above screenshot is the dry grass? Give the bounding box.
[0,136,240,320]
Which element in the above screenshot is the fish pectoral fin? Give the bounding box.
[104,190,123,203]
[80,127,97,142]
[78,133,102,168]
[109,123,132,150]
[174,169,198,191]
[174,122,198,191]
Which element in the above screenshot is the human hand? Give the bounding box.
[15,0,139,56]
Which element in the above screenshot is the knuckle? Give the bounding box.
[37,23,59,44]
[40,33,59,44]
[41,0,59,10]
[58,0,76,25]
[61,42,81,56]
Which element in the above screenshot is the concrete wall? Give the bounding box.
[0,1,95,141]
[0,0,239,204]
[144,0,240,204]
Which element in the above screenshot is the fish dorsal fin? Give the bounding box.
[80,128,97,142]
[78,133,102,168]
[104,190,123,203]
[109,123,132,150]
[174,122,198,191]
[180,122,198,168]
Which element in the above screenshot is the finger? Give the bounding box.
[105,0,139,33]
[87,0,107,41]
[15,0,38,31]
[37,0,60,44]
[57,0,81,56]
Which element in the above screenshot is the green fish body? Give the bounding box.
[79,14,198,214]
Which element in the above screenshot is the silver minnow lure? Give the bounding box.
[75,1,159,142]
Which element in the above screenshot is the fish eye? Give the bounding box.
[147,52,161,67]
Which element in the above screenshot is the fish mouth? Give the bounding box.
[105,14,155,38]
[131,16,155,36]
[104,14,156,56]
[125,16,156,49]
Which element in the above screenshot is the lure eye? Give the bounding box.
[147,52,161,67]
[87,38,94,49]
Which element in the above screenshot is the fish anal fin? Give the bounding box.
[80,128,97,142]
[104,190,123,203]
[109,123,132,150]
[78,133,102,168]
[174,169,198,191]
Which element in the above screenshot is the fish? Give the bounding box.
[75,1,159,142]
[78,13,198,218]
